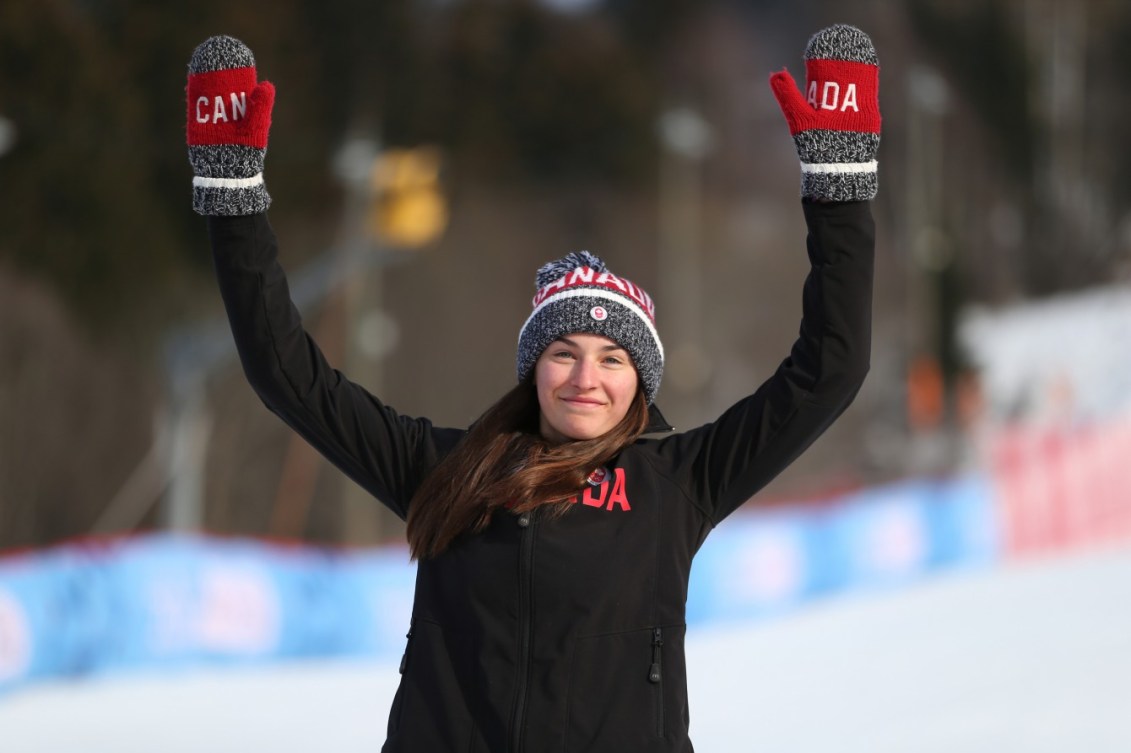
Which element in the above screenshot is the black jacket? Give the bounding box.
[208,199,874,753]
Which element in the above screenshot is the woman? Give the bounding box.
[186,22,879,753]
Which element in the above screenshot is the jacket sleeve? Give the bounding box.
[646,200,874,526]
[207,213,464,521]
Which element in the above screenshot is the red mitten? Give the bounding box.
[186,36,275,215]
[769,25,881,201]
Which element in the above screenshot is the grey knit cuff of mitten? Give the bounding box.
[189,144,272,216]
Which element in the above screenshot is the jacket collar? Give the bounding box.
[645,403,675,434]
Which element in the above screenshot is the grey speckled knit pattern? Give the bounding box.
[794,130,880,201]
[188,144,263,179]
[188,143,270,215]
[801,170,879,203]
[187,36,271,216]
[805,24,878,64]
[517,298,663,405]
[189,35,256,74]
[794,130,880,164]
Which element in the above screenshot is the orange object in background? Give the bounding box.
[907,355,945,431]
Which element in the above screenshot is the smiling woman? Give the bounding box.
[535,334,640,443]
[189,22,879,753]
[401,251,660,558]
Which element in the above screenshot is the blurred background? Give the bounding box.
[3,0,1131,547]
[2,0,1131,748]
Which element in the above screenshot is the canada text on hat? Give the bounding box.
[530,264,656,323]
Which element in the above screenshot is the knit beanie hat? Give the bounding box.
[517,252,664,405]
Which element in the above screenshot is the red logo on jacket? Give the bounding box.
[575,467,630,511]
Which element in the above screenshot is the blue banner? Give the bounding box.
[686,474,1000,624]
[0,474,1000,696]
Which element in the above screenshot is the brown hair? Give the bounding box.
[405,380,649,559]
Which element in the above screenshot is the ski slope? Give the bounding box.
[1,544,1129,752]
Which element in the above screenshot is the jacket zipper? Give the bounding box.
[649,626,664,738]
[509,509,538,753]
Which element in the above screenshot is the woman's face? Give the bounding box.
[534,333,639,443]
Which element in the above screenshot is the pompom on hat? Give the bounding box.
[516,251,664,405]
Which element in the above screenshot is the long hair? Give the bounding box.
[405,380,649,560]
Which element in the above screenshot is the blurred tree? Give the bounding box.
[4,0,1128,550]
[0,269,154,548]
[906,0,1131,296]
[0,0,670,335]
[906,0,1033,182]
[0,0,676,548]
[0,2,186,336]
[425,0,659,183]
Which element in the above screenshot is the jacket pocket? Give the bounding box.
[566,625,687,753]
[384,618,477,751]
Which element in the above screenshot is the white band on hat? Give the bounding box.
[192,173,265,189]
[800,160,878,174]
[518,288,665,362]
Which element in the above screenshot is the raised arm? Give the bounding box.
[186,36,461,519]
[649,25,879,525]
